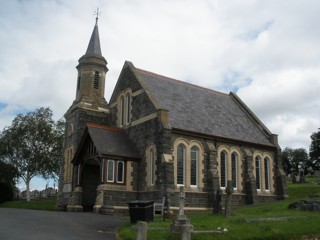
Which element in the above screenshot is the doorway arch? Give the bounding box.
[81,160,101,212]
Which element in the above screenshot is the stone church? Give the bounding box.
[57,18,287,213]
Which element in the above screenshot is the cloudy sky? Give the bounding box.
[1,1,319,189]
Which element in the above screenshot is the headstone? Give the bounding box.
[224,180,234,217]
[163,192,172,220]
[170,187,194,240]
[178,186,185,218]
[136,222,147,240]
[181,224,192,240]
[213,189,222,214]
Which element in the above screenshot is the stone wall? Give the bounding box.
[58,108,110,209]
[108,66,171,201]
[103,190,138,207]
[170,132,281,208]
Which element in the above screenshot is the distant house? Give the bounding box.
[20,190,27,199]
[57,19,287,213]
[21,190,40,199]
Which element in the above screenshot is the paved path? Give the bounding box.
[0,208,126,240]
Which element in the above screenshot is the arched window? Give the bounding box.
[264,157,270,191]
[177,144,185,185]
[231,152,238,189]
[120,96,125,127]
[190,146,198,186]
[255,156,261,190]
[126,93,131,124]
[107,160,115,182]
[118,90,132,127]
[150,149,155,186]
[117,161,124,183]
[77,75,81,91]
[69,148,74,181]
[64,147,73,182]
[220,151,227,188]
[94,71,99,89]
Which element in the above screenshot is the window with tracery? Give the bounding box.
[231,152,238,189]
[120,96,125,127]
[177,144,185,185]
[255,156,261,190]
[126,93,131,125]
[150,149,155,186]
[117,161,124,183]
[107,160,125,184]
[220,151,227,188]
[107,160,115,182]
[264,157,270,191]
[191,146,198,186]
[118,90,132,127]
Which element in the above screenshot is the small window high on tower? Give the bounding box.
[94,71,100,89]
[77,75,81,91]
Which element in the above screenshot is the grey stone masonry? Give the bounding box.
[208,143,221,213]
[66,186,83,212]
[275,147,288,200]
[59,18,288,212]
[243,149,258,204]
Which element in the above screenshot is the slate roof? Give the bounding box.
[133,67,274,147]
[85,21,102,56]
[87,124,140,159]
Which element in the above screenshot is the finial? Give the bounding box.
[94,7,101,24]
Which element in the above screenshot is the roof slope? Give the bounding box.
[133,67,273,146]
[87,124,140,159]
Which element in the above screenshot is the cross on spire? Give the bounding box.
[94,7,101,24]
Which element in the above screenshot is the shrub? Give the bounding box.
[0,182,15,203]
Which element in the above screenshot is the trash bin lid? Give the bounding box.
[127,200,155,207]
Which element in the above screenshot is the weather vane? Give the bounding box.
[94,7,101,23]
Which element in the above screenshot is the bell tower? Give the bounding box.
[57,12,110,210]
[75,15,108,109]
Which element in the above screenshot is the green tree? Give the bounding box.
[281,147,308,175]
[0,161,19,203]
[309,128,320,170]
[0,107,64,201]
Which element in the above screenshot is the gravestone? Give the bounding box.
[171,186,194,240]
[136,221,147,240]
[224,180,234,217]
[163,191,173,221]
[288,200,320,212]
[213,189,222,214]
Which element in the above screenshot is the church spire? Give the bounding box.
[85,8,102,56]
[71,9,108,110]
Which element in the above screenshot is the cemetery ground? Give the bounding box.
[118,177,320,240]
[0,177,319,240]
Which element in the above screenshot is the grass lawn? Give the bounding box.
[118,177,320,240]
[0,197,57,211]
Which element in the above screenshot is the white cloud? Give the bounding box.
[1,0,319,158]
